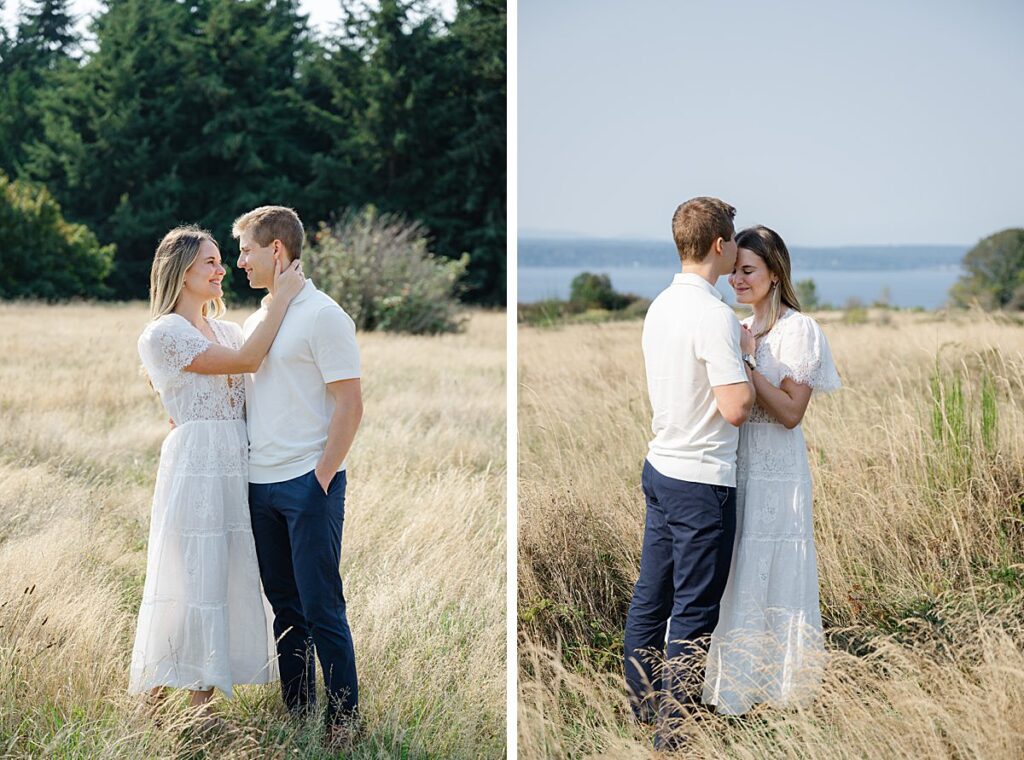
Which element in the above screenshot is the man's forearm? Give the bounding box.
[315,405,362,483]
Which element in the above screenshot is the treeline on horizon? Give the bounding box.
[520,227,1024,316]
[0,0,505,304]
[519,238,969,271]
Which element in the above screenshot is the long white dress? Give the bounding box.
[703,308,841,715]
[129,313,277,697]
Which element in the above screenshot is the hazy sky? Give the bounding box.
[520,1,1024,245]
[3,0,456,37]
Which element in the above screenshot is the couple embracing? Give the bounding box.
[624,197,841,746]
[128,206,362,745]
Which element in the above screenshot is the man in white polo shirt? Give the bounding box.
[233,206,363,742]
[623,197,755,746]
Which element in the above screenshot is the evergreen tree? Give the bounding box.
[0,0,78,174]
[299,11,375,224]
[10,0,507,304]
[179,0,315,294]
[318,0,506,303]
[24,0,316,299]
[186,0,313,209]
[23,0,198,295]
[16,0,77,61]
[433,0,506,303]
[311,1,443,223]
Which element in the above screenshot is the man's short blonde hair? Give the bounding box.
[231,206,305,261]
[671,197,736,263]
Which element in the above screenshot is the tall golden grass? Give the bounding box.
[518,309,1024,758]
[0,302,505,758]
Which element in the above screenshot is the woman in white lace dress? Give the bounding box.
[702,225,841,715]
[130,226,303,714]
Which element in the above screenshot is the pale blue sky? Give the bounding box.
[520,1,1024,245]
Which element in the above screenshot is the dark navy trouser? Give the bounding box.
[623,460,736,731]
[249,469,358,724]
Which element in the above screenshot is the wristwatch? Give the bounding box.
[742,353,757,371]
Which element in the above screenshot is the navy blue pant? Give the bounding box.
[249,469,358,724]
[623,460,736,730]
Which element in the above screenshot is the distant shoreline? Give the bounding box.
[519,238,968,272]
[518,261,964,310]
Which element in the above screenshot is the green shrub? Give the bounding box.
[306,206,467,335]
[0,173,114,299]
[843,297,868,325]
[518,299,570,327]
[949,228,1024,309]
[519,273,646,326]
[569,272,629,310]
[795,278,819,310]
[621,297,652,318]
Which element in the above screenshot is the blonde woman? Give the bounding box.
[702,225,841,715]
[130,226,303,716]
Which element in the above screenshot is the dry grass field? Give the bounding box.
[519,309,1024,758]
[0,302,505,758]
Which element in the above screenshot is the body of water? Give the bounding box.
[518,238,969,310]
[518,264,964,310]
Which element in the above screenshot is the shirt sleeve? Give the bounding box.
[310,306,361,383]
[241,310,259,341]
[777,314,842,394]
[696,306,749,388]
[137,317,211,394]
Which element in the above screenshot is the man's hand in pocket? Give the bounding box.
[314,466,331,495]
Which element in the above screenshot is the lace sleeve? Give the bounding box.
[777,313,841,394]
[138,316,211,393]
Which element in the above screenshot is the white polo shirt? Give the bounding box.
[243,280,361,484]
[642,273,748,487]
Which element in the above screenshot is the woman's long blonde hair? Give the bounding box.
[149,225,225,320]
[736,225,801,338]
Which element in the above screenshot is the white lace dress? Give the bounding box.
[703,308,841,715]
[129,314,277,697]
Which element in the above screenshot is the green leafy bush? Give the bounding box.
[569,271,630,310]
[519,272,649,326]
[621,297,652,318]
[306,206,467,334]
[795,278,819,310]
[518,299,571,327]
[0,173,114,299]
[950,228,1024,309]
[843,296,868,325]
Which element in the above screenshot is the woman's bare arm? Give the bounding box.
[749,371,812,429]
